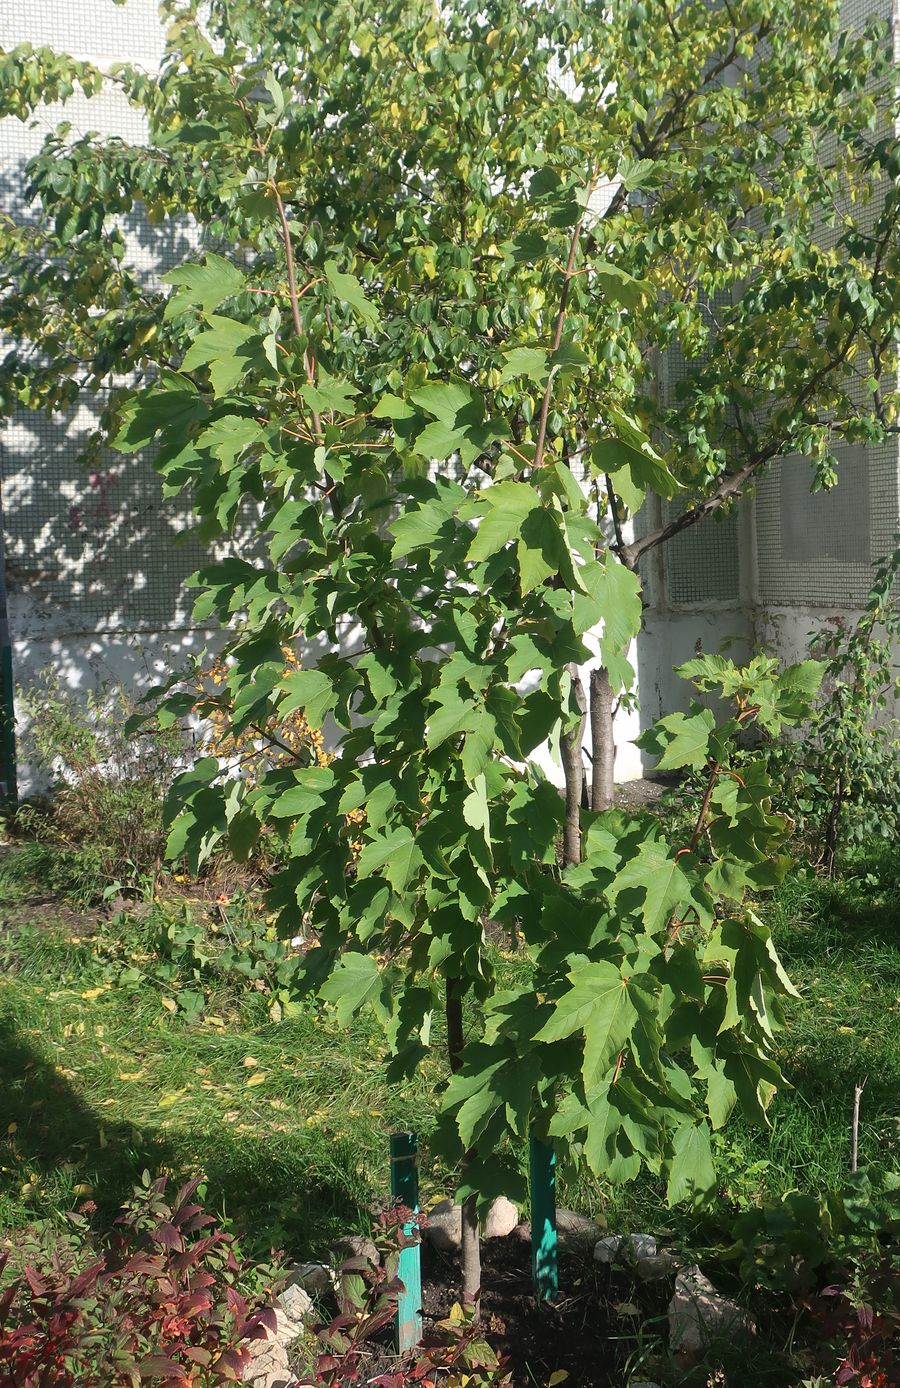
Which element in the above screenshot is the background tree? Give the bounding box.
[2,0,897,818]
[0,0,898,1298]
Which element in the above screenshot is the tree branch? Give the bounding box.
[532,179,595,471]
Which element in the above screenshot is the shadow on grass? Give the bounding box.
[0,1015,367,1259]
[774,859,900,963]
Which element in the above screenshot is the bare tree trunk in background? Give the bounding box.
[445,976,481,1302]
[589,666,616,812]
[561,662,587,865]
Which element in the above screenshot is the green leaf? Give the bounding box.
[181,315,259,395]
[705,1065,737,1129]
[573,557,642,666]
[356,826,423,892]
[278,667,335,729]
[462,773,490,832]
[591,436,680,502]
[113,375,206,453]
[196,415,265,466]
[301,370,359,415]
[667,1123,715,1206]
[610,837,695,932]
[390,489,461,558]
[517,506,568,595]
[500,230,547,265]
[500,347,548,384]
[262,70,286,119]
[325,260,381,328]
[269,766,336,818]
[413,418,470,461]
[593,260,653,310]
[537,961,637,1088]
[411,380,483,424]
[163,254,245,320]
[642,708,716,772]
[467,482,540,563]
[320,954,388,1025]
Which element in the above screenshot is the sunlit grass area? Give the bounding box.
[1,851,898,1265]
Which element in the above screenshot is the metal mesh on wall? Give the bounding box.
[0,0,165,62]
[658,292,743,607]
[754,444,899,607]
[0,0,216,636]
[0,396,214,632]
[662,499,742,606]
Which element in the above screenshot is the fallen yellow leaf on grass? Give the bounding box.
[118,1071,146,1082]
[245,1072,267,1087]
[72,1182,94,1198]
[161,998,177,1013]
[80,987,107,1001]
[158,1093,183,1109]
[242,1056,259,1068]
[6,1124,16,1136]
[548,1373,569,1386]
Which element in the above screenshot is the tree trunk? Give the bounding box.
[445,976,481,1302]
[821,775,844,879]
[589,666,615,812]
[560,663,587,865]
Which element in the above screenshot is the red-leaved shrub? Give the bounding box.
[0,1178,277,1387]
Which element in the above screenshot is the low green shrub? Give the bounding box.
[9,669,182,901]
[725,1171,900,1295]
[90,894,308,1023]
[767,544,900,874]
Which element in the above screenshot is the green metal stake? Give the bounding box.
[530,1131,558,1301]
[389,1131,422,1351]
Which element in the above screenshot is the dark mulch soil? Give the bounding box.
[419,1236,672,1387]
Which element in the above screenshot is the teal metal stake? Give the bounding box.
[389,1132,422,1351]
[529,1131,558,1301]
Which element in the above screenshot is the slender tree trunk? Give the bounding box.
[445,976,481,1302]
[822,775,843,879]
[589,666,615,812]
[561,663,587,865]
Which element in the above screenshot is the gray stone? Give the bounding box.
[668,1265,756,1356]
[594,1233,657,1264]
[635,1251,681,1282]
[426,1197,519,1252]
[241,1330,294,1388]
[283,1262,335,1298]
[277,1283,312,1334]
[556,1208,601,1237]
[513,1211,603,1249]
[425,1198,462,1252]
[329,1234,379,1267]
[483,1195,518,1239]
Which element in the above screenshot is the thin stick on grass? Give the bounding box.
[850,1079,866,1173]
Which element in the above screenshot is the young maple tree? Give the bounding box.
[1,0,898,1297]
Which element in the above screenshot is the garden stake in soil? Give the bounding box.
[390,1131,422,1350]
[529,1132,558,1302]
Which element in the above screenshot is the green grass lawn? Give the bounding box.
[0,851,898,1267]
